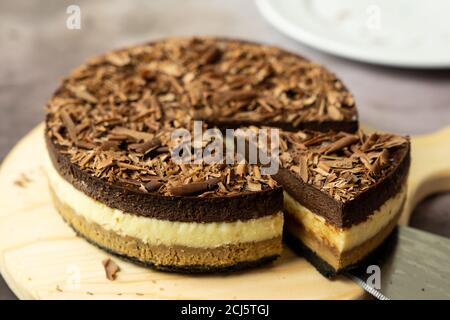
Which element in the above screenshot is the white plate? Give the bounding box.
[256,0,450,68]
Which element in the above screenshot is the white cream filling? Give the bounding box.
[45,153,283,248]
[284,186,406,253]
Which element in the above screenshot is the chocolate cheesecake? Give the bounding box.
[275,130,410,277]
[44,36,408,275]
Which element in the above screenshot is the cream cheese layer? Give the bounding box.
[283,186,406,253]
[45,152,283,248]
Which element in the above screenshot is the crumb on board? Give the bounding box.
[13,173,32,188]
[102,257,121,281]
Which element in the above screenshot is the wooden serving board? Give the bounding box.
[0,124,449,300]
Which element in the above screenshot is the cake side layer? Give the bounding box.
[46,136,284,223]
[285,209,401,276]
[46,155,283,248]
[51,188,282,270]
[283,185,406,254]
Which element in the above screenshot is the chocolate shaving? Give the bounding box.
[76,141,96,149]
[303,133,332,147]
[14,173,32,188]
[214,90,259,104]
[370,149,390,177]
[354,149,372,171]
[144,180,163,192]
[117,177,141,187]
[105,52,130,67]
[324,135,359,155]
[102,258,120,281]
[361,133,379,151]
[200,46,222,64]
[317,161,331,173]
[321,158,353,169]
[299,156,309,182]
[99,140,120,151]
[67,85,98,103]
[155,146,169,154]
[129,137,161,154]
[112,127,153,141]
[117,162,144,171]
[370,157,382,177]
[379,149,390,166]
[60,110,78,143]
[168,177,221,196]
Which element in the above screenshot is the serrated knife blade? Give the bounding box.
[346,226,450,300]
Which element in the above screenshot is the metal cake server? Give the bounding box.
[346,226,450,300]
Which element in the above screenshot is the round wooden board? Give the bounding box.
[0,124,449,300]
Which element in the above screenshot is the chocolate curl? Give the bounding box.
[168,177,221,196]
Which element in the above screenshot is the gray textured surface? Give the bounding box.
[0,0,449,300]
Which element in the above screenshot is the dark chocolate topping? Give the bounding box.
[45,36,357,199]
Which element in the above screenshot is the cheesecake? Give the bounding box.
[44,36,408,275]
[276,130,410,277]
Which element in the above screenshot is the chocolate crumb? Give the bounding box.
[14,173,32,188]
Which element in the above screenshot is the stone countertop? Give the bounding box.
[0,0,449,300]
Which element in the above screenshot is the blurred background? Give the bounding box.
[0,0,449,299]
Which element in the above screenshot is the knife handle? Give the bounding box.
[400,125,450,224]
